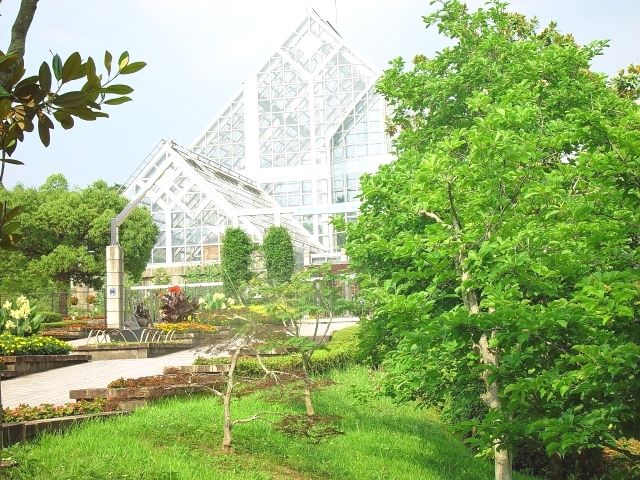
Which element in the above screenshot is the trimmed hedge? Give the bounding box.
[194,326,360,376]
[0,334,72,356]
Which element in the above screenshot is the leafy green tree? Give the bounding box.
[220,227,254,300]
[262,226,295,285]
[0,175,157,312]
[346,2,639,479]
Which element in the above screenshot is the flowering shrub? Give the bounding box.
[0,296,45,337]
[86,294,96,305]
[69,296,79,306]
[0,333,71,355]
[159,285,199,323]
[3,399,109,422]
[154,321,217,334]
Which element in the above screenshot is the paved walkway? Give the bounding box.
[1,345,223,408]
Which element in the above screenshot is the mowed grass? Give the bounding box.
[1,367,538,480]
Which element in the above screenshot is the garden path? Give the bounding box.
[1,346,219,408]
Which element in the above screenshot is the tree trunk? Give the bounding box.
[58,290,68,316]
[221,346,241,453]
[301,353,315,416]
[449,182,511,480]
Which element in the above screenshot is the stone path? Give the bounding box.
[1,345,223,408]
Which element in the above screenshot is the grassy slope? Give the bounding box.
[1,367,537,480]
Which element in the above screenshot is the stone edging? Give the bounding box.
[1,411,129,447]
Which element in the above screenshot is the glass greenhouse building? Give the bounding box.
[121,10,392,272]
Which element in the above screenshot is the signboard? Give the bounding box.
[108,287,117,297]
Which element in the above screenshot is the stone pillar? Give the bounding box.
[105,245,124,330]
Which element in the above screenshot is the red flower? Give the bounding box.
[168,285,182,295]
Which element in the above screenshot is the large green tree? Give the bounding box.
[0,174,157,311]
[346,2,639,479]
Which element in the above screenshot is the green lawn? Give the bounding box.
[1,367,537,480]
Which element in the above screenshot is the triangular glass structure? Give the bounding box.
[122,10,391,269]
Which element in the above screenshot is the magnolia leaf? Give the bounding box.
[38,118,51,147]
[1,158,24,165]
[52,91,89,107]
[61,52,83,83]
[118,51,130,71]
[39,62,52,93]
[52,54,63,81]
[53,110,75,130]
[101,84,133,95]
[119,61,146,75]
[103,96,132,105]
[104,50,112,75]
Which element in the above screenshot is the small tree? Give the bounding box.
[262,226,295,285]
[202,310,286,453]
[263,264,348,416]
[220,227,254,301]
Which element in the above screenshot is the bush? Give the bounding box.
[39,311,63,323]
[220,227,254,299]
[0,334,72,355]
[195,325,361,376]
[263,226,295,285]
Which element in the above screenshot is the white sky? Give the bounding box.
[1,0,638,188]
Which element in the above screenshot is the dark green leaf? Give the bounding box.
[39,62,52,93]
[62,52,83,83]
[38,117,51,147]
[52,91,88,107]
[100,84,133,95]
[104,50,112,76]
[1,158,24,165]
[52,54,63,81]
[103,96,132,105]
[53,110,75,130]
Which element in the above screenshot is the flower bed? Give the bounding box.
[0,334,71,356]
[3,399,110,423]
[154,322,217,334]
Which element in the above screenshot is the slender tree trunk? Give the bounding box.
[448,179,512,480]
[301,352,315,416]
[221,346,241,453]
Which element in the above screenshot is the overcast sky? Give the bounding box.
[1,0,638,188]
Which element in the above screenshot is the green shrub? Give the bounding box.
[220,227,254,299]
[263,226,295,285]
[0,334,72,355]
[195,325,360,376]
[39,311,63,324]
